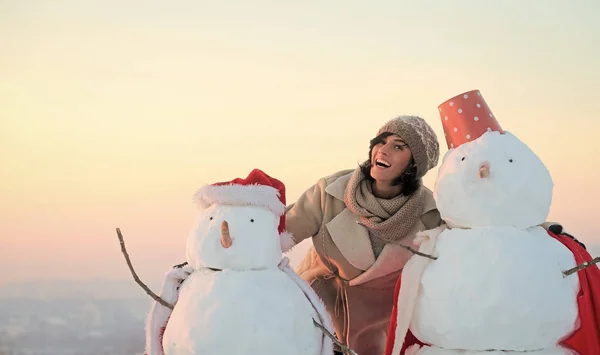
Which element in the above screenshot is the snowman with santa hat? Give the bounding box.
[143,169,335,355]
[384,90,600,355]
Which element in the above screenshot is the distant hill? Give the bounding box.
[0,242,597,301]
[0,278,158,300]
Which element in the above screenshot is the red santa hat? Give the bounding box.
[192,169,296,252]
[438,89,504,149]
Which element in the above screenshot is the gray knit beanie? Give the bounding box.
[377,115,440,179]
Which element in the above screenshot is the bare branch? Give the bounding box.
[563,257,600,277]
[312,319,358,355]
[357,222,438,260]
[393,241,438,260]
[116,228,174,310]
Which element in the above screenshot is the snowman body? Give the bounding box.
[162,267,323,355]
[407,346,570,355]
[160,203,327,355]
[393,131,582,355]
[411,226,579,352]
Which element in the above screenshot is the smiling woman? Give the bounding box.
[364,132,417,198]
[284,115,442,355]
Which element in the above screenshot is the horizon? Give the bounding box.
[2,0,600,286]
[1,240,598,290]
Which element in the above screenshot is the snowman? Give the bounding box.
[384,90,600,355]
[144,169,335,355]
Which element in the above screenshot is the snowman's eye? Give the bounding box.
[250,219,254,223]
[209,217,213,220]
[509,159,513,163]
[461,157,466,161]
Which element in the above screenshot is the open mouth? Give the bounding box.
[375,158,391,168]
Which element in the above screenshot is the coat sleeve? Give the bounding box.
[285,178,327,245]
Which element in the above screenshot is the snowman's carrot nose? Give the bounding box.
[221,220,232,248]
[479,161,490,178]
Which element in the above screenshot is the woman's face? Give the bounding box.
[370,133,413,183]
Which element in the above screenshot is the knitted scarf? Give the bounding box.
[343,167,425,244]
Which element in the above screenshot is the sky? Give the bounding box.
[1,0,599,286]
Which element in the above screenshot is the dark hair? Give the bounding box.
[359,132,421,196]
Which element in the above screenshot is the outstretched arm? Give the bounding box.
[285,179,327,246]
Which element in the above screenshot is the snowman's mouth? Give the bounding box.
[375,159,391,168]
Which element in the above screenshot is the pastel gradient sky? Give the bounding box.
[1,0,599,286]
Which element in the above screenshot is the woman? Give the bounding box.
[285,115,442,355]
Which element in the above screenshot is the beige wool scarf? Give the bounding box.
[343,167,425,244]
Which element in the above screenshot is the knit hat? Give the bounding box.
[192,169,296,252]
[377,115,440,179]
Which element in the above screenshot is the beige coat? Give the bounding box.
[286,169,442,355]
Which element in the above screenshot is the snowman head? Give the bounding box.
[186,169,295,270]
[435,90,553,229]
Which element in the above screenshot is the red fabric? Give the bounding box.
[437,89,504,150]
[384,272,425,355]
[384,231,600,355]
[548,231,600,355]
[212,169,287,234]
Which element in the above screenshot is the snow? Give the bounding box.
[390,130,583,354]
[185,204,282,270]
[411,226,579,351]
[408,345,570,355]
[162,268,323,355]
[434,131,554,229]
[155,202,332,355]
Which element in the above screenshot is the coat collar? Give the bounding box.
[324,171,373,270]
[324,170,439,281]
[324,170,352,201]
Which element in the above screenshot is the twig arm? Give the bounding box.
[357,222,438,260]
[116,228,174,310]
[394,242,438,260]
[563,257,600,277]
[312,319,358,355]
